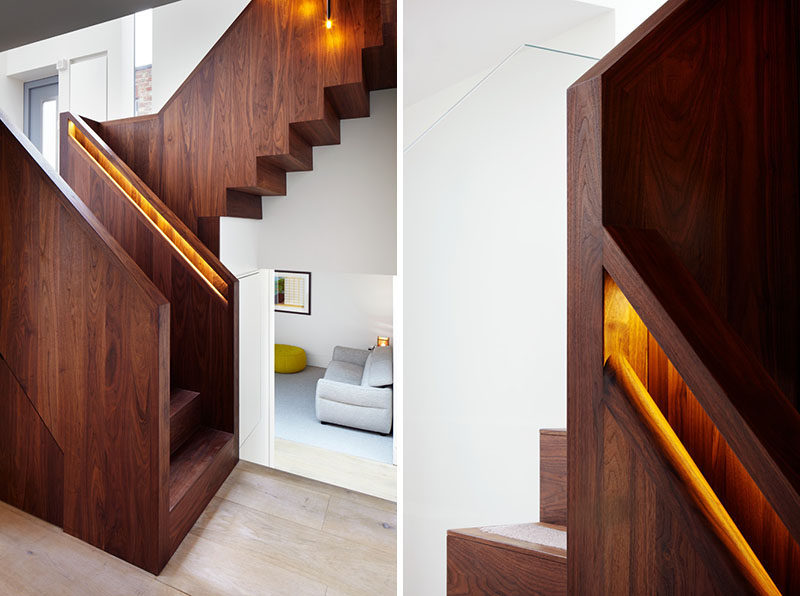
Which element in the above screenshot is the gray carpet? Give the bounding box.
[275,366,394,464]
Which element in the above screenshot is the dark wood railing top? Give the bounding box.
[603,225,800,547]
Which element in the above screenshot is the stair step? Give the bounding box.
[292,94,341,146]
[259,128,313,172]
[540,428,567,526]
[226,189,263,219]
[447,523,566,595]
[169,426,233,511]
[170,389,203,454]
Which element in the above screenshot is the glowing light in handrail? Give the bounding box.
[608,354,781,596]
[68,120,227,303]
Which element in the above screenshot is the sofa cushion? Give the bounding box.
[362,346,393,388]
[324,360,363,385]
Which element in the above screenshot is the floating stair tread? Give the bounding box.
[170,389,200,418]
[169,427,233,511]
[449,523,567,561]
[540,428,566,435]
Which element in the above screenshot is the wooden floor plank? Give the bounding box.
[191,496,396,596]
[274,438,397,502]
[216,466,331,530]
[0,463,396,595]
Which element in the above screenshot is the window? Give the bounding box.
[134,9,153,116]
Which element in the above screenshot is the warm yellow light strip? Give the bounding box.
[608,354,780,596]
[68,121,227,303]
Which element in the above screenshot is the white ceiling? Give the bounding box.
[404,0,612,106]
[0,0,179,53]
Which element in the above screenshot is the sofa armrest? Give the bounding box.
[316,378,392,409]
[331,346,370,367]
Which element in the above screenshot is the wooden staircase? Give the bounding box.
[0,0,395,577]
[84,0,397,255]
[447,430,567,595]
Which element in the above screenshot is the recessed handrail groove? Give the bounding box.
[604,354,780,596]
[603,225,800,546]
[64,114,231,303]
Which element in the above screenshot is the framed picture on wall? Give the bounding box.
[274,270,311,315]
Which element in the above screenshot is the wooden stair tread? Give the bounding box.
[170,389,200,417]
[169,427,233,511]
[169,388,203,455]
[449,523,566,560]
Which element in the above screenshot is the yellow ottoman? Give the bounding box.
[275,344,307,373]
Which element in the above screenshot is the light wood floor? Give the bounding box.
[274,438,397,502]
[0,461,396,596]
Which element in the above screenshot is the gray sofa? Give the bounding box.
[315,345,393,434]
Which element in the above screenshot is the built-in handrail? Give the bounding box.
[603,225,800,548]
[62,113,234,304]
[604,354,779,595]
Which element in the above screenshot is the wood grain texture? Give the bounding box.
[599,378,755,595]
[61,114,239,442]
[0,356,63,527]
[602,0,800,409]
[605,274,800,593]
[0,112,171,574]
[604,227,800,548]
[170,389,203,454]
[0,462,396,596]
[447,527,566,596]
[539,429,566,527]
[93,0,395,245]
[59,113,239,573]
[566,74,604,595]
[568,0,800,592]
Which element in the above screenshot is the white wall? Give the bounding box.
[220,89,397,278]
[0,53,24,129]
[3,17,134,121]
[275,272,394,368]
[403,44,598,595]
[151,0,249,111]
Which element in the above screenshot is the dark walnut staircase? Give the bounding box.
[447,430,567,595]
[0,0,395,576]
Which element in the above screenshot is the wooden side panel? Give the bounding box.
[597,400,750,595]
[603,0,800,409]
[0,356,64,527]
[446,533,566,596]
[88,115,164,200]
[605,275,800,593]
[566,75,604,594]
[539,430,566,527]
[0,118,170,573]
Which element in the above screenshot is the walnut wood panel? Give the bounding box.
[605,274,800,593]
[447,529,566,596]
[566,73,604,595]
[600,373,756,595]
[61,115,239,442]
[92,0,395,244]
[539,429,566,527]
[568,0,800,592]
[604,227,800,547]
[0,112,171,574]
[0,355,63,526]
[602,0,800,408]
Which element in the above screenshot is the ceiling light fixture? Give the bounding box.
[326,0,332,28]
